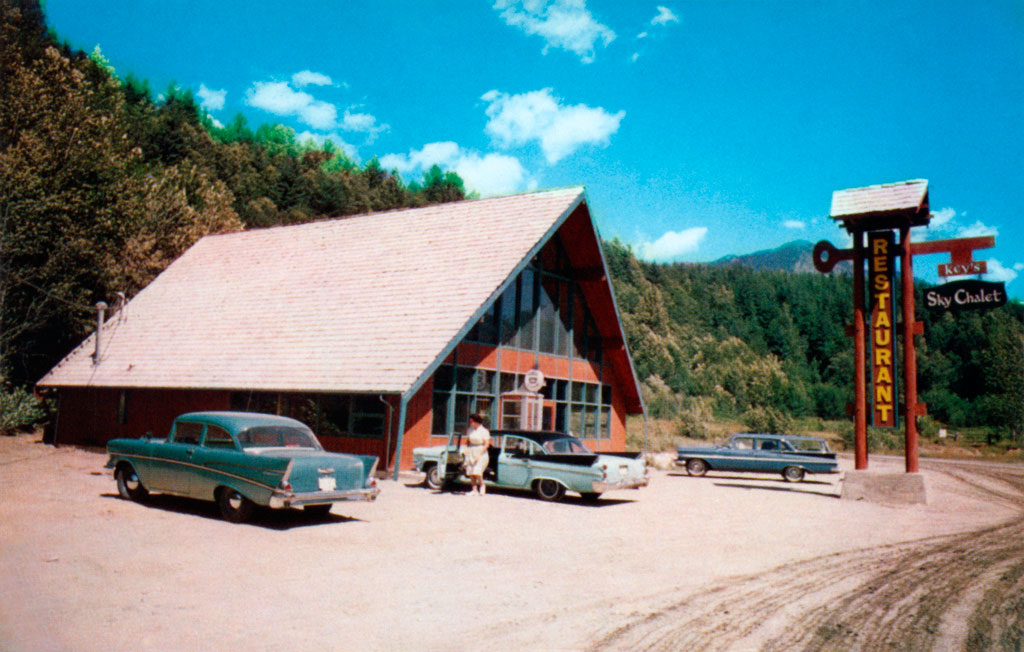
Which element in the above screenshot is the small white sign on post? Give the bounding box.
[523,369,546,393]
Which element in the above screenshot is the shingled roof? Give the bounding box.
[38,187,643,412]
[829,179,930,229]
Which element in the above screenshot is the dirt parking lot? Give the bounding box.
[2,434,1022,651]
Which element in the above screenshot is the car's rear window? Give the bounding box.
[542,437,591,454]
[237,426,321,449]
[788,438,828,452]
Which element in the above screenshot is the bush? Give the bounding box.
[838,422,903,452]
[0,383,46,435]
[809,383,846,419]
[741,406,795,434]
[918,415,941,441]
[676,399,713,440]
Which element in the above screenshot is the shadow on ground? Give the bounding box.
[101,493,364,529]
[402,482,637,507]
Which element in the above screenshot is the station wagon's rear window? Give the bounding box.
[788,438,829,452]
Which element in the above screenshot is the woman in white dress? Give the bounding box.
[463,413,491,495]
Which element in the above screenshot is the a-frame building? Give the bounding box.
[38,187,646,474]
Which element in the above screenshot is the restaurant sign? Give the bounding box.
[924,280,1007,313]
[868,231,897,428]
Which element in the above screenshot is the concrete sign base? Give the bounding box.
[840,470,928,505]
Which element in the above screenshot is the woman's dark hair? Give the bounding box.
[469,413,484,425]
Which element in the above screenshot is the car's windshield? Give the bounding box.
[237,425,322,450]
[541,437,591,454]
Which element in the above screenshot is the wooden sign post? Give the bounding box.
[814,181,998,474]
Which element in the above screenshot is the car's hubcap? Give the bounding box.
[125,473,139,491]
[228,493,243,510]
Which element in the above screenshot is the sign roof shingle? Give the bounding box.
[830,179,930,226]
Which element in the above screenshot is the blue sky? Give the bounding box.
[44,0,1023,294]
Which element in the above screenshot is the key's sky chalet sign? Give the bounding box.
[868,231,897,428]
[925,279,1007,312]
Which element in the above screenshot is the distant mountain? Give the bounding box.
[712,240,824,273]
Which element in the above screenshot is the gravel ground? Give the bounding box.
[1,434,1021,652]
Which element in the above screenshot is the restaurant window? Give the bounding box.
[116,390,128,425]
[518,267,536,350]
[467,301,498,345]
[565,381,613,440]
[351,395,386,438]
[431,364,496,436]
[499,281,518,348]
[320,394,351,437]
[230,391,279,415]
[538,276,558,354]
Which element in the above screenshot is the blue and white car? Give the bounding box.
[676,433,839,482]
[413,429,649,502]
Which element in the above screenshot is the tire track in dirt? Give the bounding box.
[590,460,1024,652]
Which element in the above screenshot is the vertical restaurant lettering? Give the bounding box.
[868,231,897,428]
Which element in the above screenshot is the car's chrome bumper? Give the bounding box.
[268,485,381,509]
[591,475,649,493]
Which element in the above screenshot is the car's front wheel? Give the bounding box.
[217,487,254,523]
[534,479,566,502]
[115,464,149,501]
[424,464,442,490]
[685,458,708,477]
[782,466,805,483]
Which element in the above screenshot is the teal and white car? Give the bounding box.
[106,411,380,522]
[413,429,649,502]
[676,433,839,482]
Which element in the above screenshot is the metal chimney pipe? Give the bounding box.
[92,301,107,365]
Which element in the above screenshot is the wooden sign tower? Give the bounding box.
[813,179,997,473]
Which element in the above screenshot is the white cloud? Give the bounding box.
[636,227,708,261]
[1015,263,1024,271]
[482,88,624,164]
[956,221,999,239]
[246,81,309,114]
[454,152,531,196]
[494,0,615,63]
[246,81,338,130]
[292,70,333,87]
[246,78,386,136]
[196,84,226,111]
[922,207,1001,242]
[299,100,338,130]
[984,259,1019,284]
[380,141,461,174]
[930,207,956,228]
[783,219,806,230]
[637,31,648,39]
[341,110,389,142]
[381,141,530,197]
[651,6,679,26]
